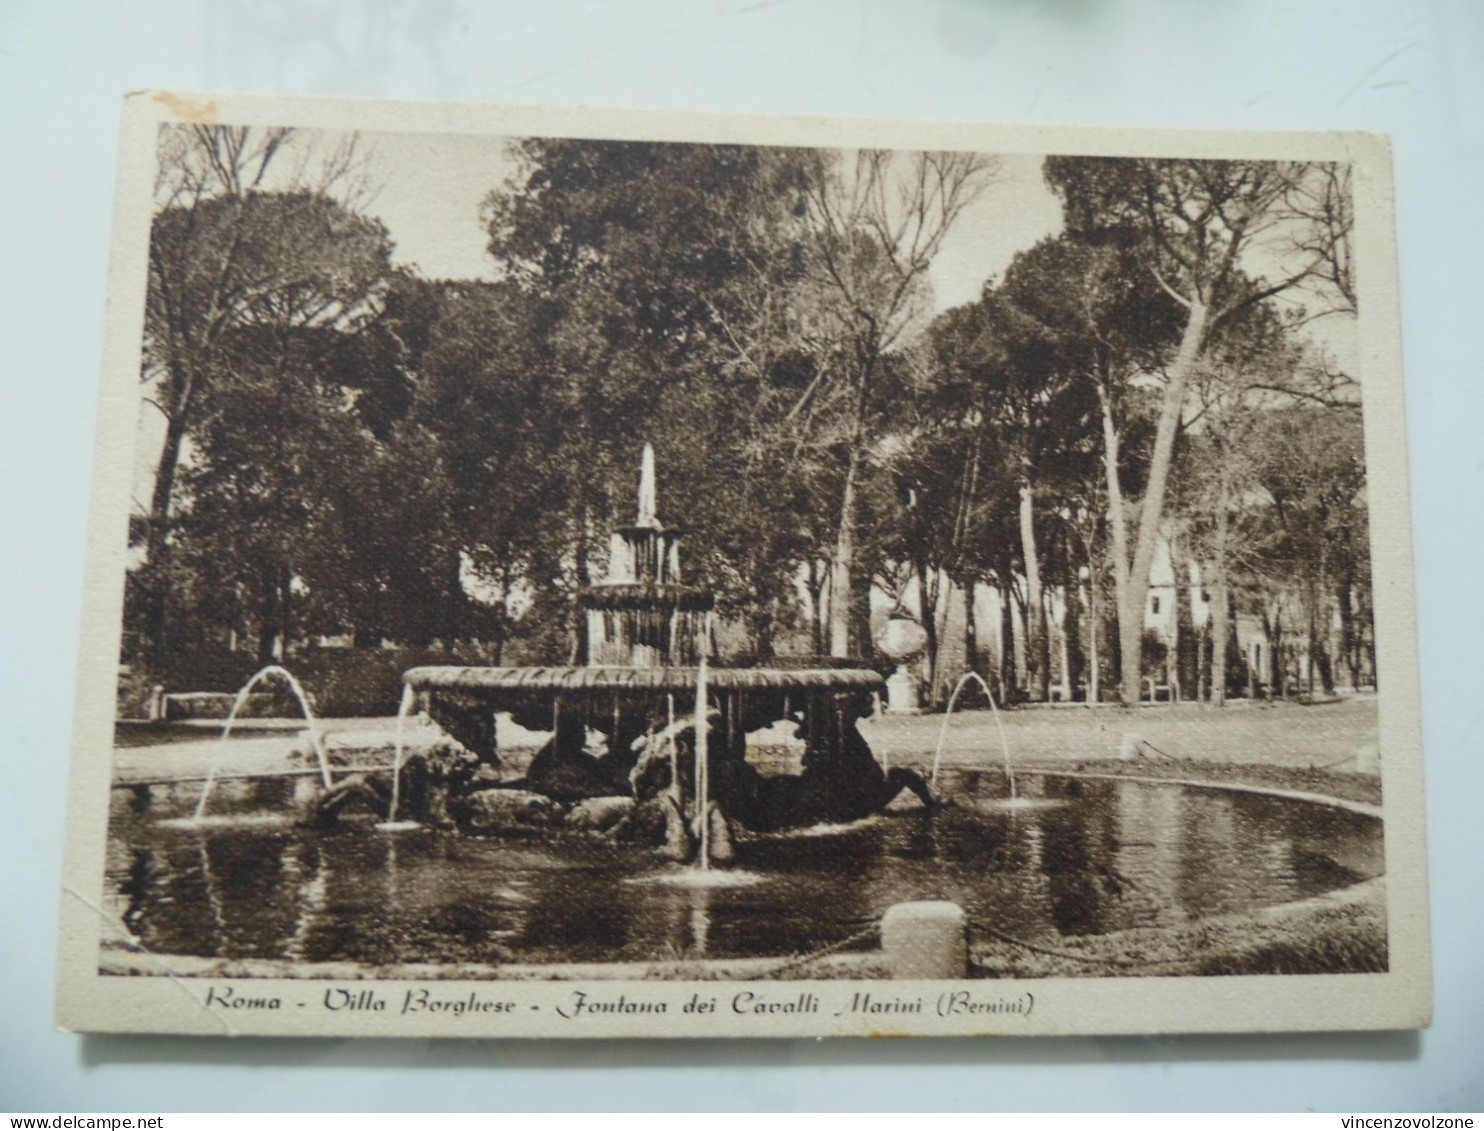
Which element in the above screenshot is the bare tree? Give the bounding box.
[139,125,387,660]
[1284,163,1356,316]
[1176,315,1298,704]
[799,149,997,656]
[1046,157,1354,703]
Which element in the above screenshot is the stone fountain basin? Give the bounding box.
[403,665,885,695]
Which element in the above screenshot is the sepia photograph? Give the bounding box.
[56,93,1428,1039]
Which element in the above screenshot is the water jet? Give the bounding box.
[929,670,1015,799]
[190,665,332,825]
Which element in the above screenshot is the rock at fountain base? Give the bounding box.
[566,795,636,833]
[454,788,564,832]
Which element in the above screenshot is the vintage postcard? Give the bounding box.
[57,91,1429,1038]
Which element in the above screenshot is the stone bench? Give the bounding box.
[162,691,276,721]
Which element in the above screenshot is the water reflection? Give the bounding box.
[105,775,1383,968]
[689,891,712,956]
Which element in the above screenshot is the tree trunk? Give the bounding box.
[849,557,873,659]
[1173,545,1197,702]
[1058,592,1073,700]
[1097,380,1130,697]
[1098,383,1131,609]
[1116,585,1146,705]
[998,584,1014,701]
[807,558,828,656]
[1063,582,1082,699]
[257,566,280,665]
[1306,602,1316,695]
[1210,566,1230,707]
[1266,610,1285,698]
[1337,572,1359,690]
[1085,570,1100,705]
[1018,481,1050,701]
[963,577,979,678]
[490,557,512,664]
[571,502,593,664]
[915,557,939,702]
[750,606,776,660]
[1196,626,1209,703]
[278,566,292,663]
[141,370,197,664]
[1103,373,1138,703]
[147,427,188,565]
[1011,585,1029,689]
[1209,476,1232,705]
[829,446,861,658]
[1118,299,1208,704]
[1310,598,1335,695]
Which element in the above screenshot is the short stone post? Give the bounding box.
[881,901,968,979]
[147,684,166,722]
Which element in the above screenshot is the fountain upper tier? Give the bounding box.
[408,442,886,783]
[579,443,715,667]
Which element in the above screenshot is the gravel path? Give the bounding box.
[861,696,1378,773]
[111,696,1379,785]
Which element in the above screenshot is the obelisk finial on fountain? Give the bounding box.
[637,442,659,528]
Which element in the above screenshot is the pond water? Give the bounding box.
[103,771,1383,969]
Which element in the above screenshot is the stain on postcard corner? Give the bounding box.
[151,91,219,125]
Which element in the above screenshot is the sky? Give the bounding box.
[356,131,1067,310]
[358,131,521,282]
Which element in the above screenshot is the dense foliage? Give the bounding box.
[122,127,1369,713]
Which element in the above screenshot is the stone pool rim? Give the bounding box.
[1016,768,1382,820]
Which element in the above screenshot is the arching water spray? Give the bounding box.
[666,693,678,806]
[929,671,1015,801]
[193,665,331,822]
[694,611,713,872]
[377,683,422,831]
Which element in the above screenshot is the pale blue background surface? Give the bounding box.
[1,0,1480,1112]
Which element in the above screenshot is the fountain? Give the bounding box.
[401,444,935,860]
[107,455,1388,979]
[178,664,334,827]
